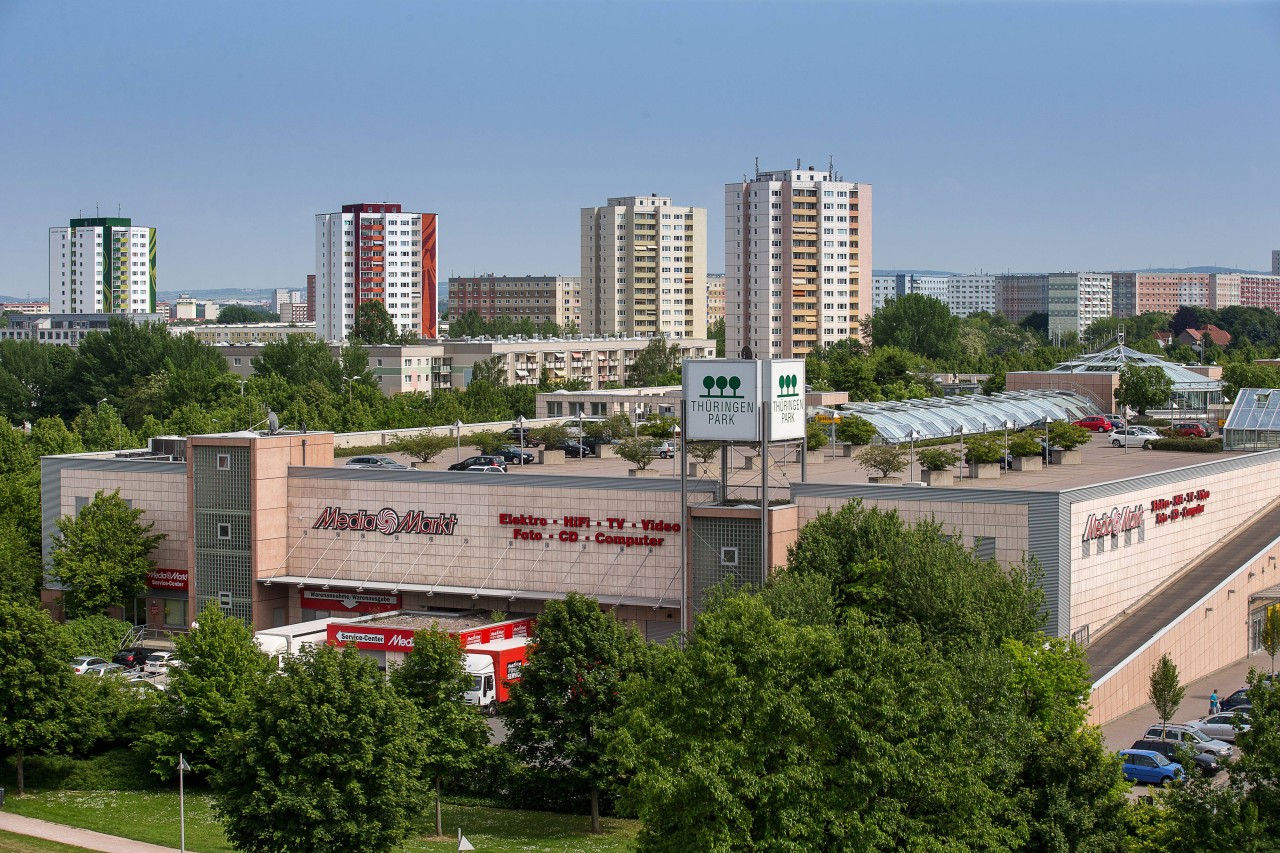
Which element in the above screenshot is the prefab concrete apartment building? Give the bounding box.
[49,217,156,314]
[725,164,872,359]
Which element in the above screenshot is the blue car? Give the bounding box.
[1118,749,1184,785]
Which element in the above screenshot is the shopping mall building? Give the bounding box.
[40,394,1280,723]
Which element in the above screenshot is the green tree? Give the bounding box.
[212,643,429,853]
[217,304,278,323]
[637,414,678,440]
[1048,420,1092,451]
[1115,364,1175,417]
[805,419,829,451]
[349,300,399,344]
[709,317,725,358]
[613,591,1014,851]
[470,354,508,387]
[834,414,876,445]
[855,443,907,477]
[58,615,133,659]
[1261,605,1280,677]
[0,518,42,603]
[141,602,274,780]
[390,628,489,837]
[28,416,84,456]
[252,336,341,390]
[866,293,961,361]
[627,338,681,387]
[1229,668,1280,840]
[71,402,140,452]
[532,423,571,448]
[617,437,659,470]
[389,432,454,464]
[1149,653,1186,737]
[50,489,166,618]
[467,429,509,455]
[504,593,646,834]
[0,598,77,794]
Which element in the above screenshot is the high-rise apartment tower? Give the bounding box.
[49,217,156,314]
[580,195,707,339]
[725,164,871,358]
[315,203,437,342]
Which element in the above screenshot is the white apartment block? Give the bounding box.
[1048,273,1112,339]
[49,217,156,314]
[314,202,438,342]
[870,274,995,317]
[706,273,726,323]
[947,275,997,317]
[725,165,871,358]
[580,195,707,340]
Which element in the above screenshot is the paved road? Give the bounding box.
[0,812,179,852]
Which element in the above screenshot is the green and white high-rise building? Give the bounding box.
[49,217,156,314]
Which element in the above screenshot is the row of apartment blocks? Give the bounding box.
[214,336,716,395]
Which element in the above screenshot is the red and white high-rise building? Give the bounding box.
[314,203,438,342]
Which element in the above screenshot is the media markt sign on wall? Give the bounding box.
[764,359,806,441]
[683,359,761,441]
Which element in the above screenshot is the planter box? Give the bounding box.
[921,469,958,487]
[628,468,660,478]
[1010,455,1042,472]
[538,449,566,466]
[841,444,856,457]
[596,444,620,460]
[868,475,903,484]
[967,461,1001,480]
[805,451,825,466]
[741,455,757,470]
[1051,449,1082,466]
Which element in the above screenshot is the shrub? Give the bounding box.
[918,447,960,472]
[963,433,1006,465]
[687,441,720,464]
[1148,438,1224,453]
[835,415,877,446]
[856,444,908,477]
[388,432,454,463]
[617,437,659,470]
[531,424,571,448]
[467,430,509,455]
[334,443,386,458]
[1048,421,1091,451]
[1008,431,1043,458]
[806,421,829,451]
[59,615,133,659]
[1131,415,1171,427]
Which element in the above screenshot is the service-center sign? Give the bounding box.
[683,359,761,441]
[764,359,806,441]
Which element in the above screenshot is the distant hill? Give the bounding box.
[1130,266,1269,275]
[158,288,276,303]
[872,269,960,277]
[0,296,37,304]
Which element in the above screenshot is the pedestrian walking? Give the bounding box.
[1209,689,1219,715]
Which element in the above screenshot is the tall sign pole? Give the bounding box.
[679,396,689,638]
[760,400,769,586]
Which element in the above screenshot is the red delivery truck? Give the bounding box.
[465,637,530,708]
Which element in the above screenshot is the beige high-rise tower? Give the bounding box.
[725,164,871,358]
[580,195,707,339]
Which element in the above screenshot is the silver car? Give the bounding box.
[1111,427,1159,449]
[1185,711,1251,743]
[1143,723,1233,757]
[344,455,409,470]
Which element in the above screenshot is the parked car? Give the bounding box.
[1111,427,1159,449]
[503,427,542,447]
[1171,422,1209,438]
[1106,417,1126,431]
[1221,687,1254,711]
[112,647,151,670]
[344,455,409,470]
[551,441,591,458]
[1130,739,1220,776]
[1142,723,1232,758]
[1185,710,1251,743]
[449,455,507,472]
[464,465,506,473]
[144,651,180,675]
[1074,416,1113,432]
[654,440,679,459]
[82,662,128,678]
[1118,749,1184,785]
[71,655,108,674]
[493,446,534,465]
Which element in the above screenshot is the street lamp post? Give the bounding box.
[577,410,584,459]
[954,425,966,480]
[178,753,190,852]
[454,419,464,464]
[516,415,526,466]
[909,430,919,482]
[1044,417,1053,465]
[346,375,360,403]
[1004,419,1014,469]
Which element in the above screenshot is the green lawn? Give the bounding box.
[0,830,98,852]
[4,791,640,852]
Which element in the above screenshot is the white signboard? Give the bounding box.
[764,359,806,441]
[683,359,761,441]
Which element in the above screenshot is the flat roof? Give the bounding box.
[355,610,533,632]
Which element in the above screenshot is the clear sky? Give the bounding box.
[1,1,1277,298]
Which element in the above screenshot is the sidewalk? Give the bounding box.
[1100,650,1272,749]
[0,812,179,853]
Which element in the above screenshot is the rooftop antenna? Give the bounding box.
[754,156,759,178]
[95,202,99,216]
[828,154,834,176]
[796,158,801,170]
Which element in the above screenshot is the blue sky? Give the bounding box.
[1,1,1277,298]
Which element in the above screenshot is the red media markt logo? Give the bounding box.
[312,506,458,536]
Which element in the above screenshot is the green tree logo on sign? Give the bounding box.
[700,374,744,399]
[777,374,800,398]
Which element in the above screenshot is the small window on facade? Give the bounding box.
[217,523,232,540]
[720,547,739,567]
[216,453,231,470]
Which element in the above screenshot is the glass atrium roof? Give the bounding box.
[1223,389,1280,451]
[826,390,1100,444]
[1045,345,1221,392]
